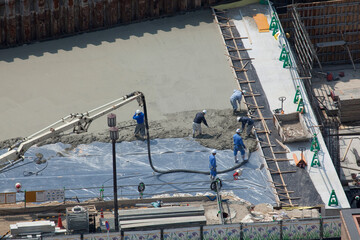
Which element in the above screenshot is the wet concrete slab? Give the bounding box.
[0,10,237,141]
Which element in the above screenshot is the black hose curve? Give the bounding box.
[140,92,250,175]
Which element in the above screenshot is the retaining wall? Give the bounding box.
[0,0,235,47]
[43,217,342,240]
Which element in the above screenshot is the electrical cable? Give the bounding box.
[23,161,48,177]
[140,93,251,175]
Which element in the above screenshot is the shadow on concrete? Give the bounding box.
[0,10,213,63]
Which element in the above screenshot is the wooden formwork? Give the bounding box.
[0,0,232,48]
[279,0,360,67]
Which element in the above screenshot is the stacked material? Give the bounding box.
[338,88,360,123]
[313,85,338,116]
[119,206,206,230]
[253,14,270,32]
[10,221,55,236]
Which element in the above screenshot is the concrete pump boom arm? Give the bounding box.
[0,91,143,171]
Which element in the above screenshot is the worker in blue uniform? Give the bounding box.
[237,116,254,137]
[133,109,145,137]
[233,129,247,163]
[209,149,217,180]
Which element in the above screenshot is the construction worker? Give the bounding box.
[230,89,246,114]
[133,109,145,137]
[351,195,360,208]
[233,129,247,163]
[237,116,254,137]
[192,110,209,138]
[209,149,217,180]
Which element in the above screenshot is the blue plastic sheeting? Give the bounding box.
[0,138,276,205]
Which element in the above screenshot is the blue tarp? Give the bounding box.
[0,138,276,205]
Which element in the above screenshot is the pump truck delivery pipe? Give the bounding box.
[141,93,249,175]
[0,91,248,174]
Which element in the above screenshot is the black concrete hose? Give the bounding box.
[140,92,250,175]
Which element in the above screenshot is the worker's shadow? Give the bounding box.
[196,134,213,139]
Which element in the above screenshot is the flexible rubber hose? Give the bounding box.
[141,93,250,175]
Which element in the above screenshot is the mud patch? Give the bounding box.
[0,109,258,152]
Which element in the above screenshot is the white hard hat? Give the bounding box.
[202,110,207,114]
[236,128,241,133]
[136,109,141,114]
[242,90,246,94]
[211,149,217,154]
[236,168,243,177]
[237,116,241,122]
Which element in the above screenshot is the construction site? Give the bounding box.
[0,0,360,239]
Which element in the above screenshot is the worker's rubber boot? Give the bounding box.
[234,156,239,164]
[243,155,248,162]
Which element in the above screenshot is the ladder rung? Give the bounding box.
[239,81,255,84]
[228,48,252,52]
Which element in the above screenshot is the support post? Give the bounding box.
[112,139,119,232]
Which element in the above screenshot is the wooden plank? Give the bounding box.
[268,169,297,174]
[120,211,204,221]
[120,215,206,229]
[228,48,252,52]
[119,206,204,217]
[239,81,255,84]
[275,139,290,153]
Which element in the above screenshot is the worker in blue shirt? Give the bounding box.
[133,109,145,137]
[233,129,247,163]
[192,110,209,138]
[230,89,246,114]
[237,116,254,137]
[209,149,217,180]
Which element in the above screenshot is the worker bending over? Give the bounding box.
[230,89,246,114]
[209,149,217,180]
[233,129,247,163]
[133,109,145,138]
[192,110,209,138]
[237,116,254,137]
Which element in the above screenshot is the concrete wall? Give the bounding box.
[0,0,235,47]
